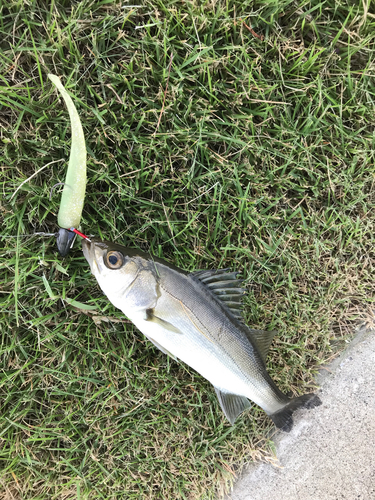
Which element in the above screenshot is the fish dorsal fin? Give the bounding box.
[242,327,277,364]
[192,269,246,321]
[214,387,252,425]
[193,269,276,361]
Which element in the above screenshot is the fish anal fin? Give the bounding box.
[145,308,183,334]
[214,387,252,425]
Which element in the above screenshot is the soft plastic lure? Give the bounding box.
[48,74,87,255]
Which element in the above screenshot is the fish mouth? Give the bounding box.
[82,238,113,275]
[82,238,102,276]
[81,238,92,263]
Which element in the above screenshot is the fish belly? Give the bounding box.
[132,309,251,393]
[120,290,282,414]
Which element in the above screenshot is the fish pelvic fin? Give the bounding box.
[214,387,252,425]
[269,393,322,432]
[145,335,178,361]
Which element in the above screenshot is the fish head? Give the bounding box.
[82,238,141,304]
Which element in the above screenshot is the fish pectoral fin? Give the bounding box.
[145,335,178,361]
[214,387,252,425]
[145,308,183,334]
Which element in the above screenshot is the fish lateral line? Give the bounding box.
[179,300,214,344]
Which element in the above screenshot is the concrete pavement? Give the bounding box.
[223,326,375,500]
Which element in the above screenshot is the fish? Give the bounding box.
[82,238,321,431]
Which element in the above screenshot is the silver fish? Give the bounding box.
[82,239,320,431]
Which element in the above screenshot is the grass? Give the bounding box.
[1,0,375,498]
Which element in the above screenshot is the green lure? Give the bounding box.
[48,74,87,229]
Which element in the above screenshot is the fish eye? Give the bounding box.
[105,250,124,269]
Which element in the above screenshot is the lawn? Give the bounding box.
[1,1,375,498]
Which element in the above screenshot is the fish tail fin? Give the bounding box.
[269,393,321,432]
